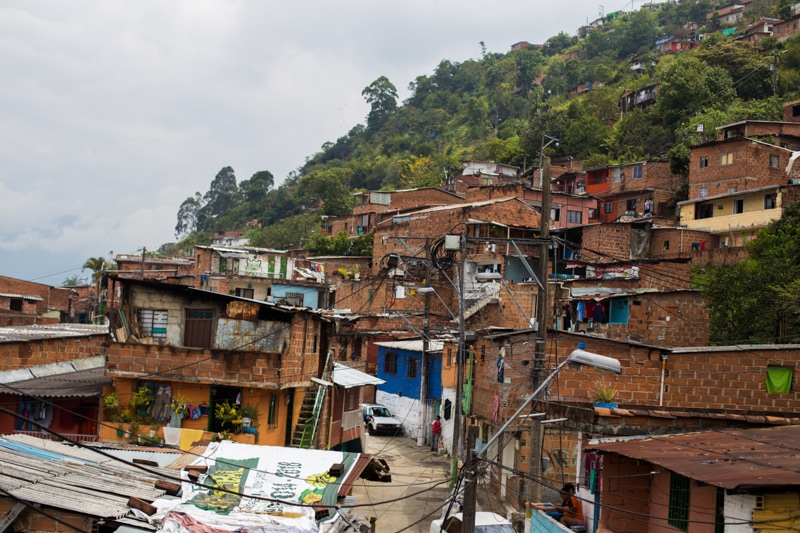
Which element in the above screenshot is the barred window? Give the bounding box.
[138,309,167,340]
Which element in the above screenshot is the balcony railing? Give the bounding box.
[15,430,98,443]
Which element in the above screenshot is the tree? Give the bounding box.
[562,115,609,159]
[697,42,773,100]
[399,156,443,188]
[362,76,398,131]
[197,167,240,231]
[542,32,574,56]
[247,214,322,250]
[82,256,112,286]
[696,203,800,344]
[175,192,204,238]
[656,55,735,128]
[239,170,274,205]
[299,167,354,216]
[62,274,86,287]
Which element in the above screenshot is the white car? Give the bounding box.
[360,403,402,435]
[430,512,516,533]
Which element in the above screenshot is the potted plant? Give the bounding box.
[215,401,242,433]
[131,386,153,418]
[171,394,189,418]
[589,380,618,408]
[103,392,120,411]
[240,404,259,431]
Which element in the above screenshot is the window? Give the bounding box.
[769,154,780,168]
[384,352,397,375]
[567,210,582,224]
[9,298,22,312]
[626,199,637,212]
[407,357,418,378]
[551,207,560,221]
[668,472,690,531]
[594,174,605,184]
[138,309,168,341]
[613,168,622,182]
[284,291,304,306]
[632,164,643,179]
[235,288,254,299]
[720,152,733,166]
[699,156,709,168]
[728,186,738,194]
[588,208,598,219]
[345,388,359,411]
[663,240,670,251]
[268,394,278,428]
[604,201,613,213]
[696,203,714,219]
[698,187,708,198]
[764,193,777,210]
[734,198,744,214]
[368,290,375,302]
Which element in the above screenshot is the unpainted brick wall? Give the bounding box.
[0,334,107,371]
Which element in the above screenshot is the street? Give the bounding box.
[349,434,510,533]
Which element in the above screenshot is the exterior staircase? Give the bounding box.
[290,350,333,448]
[290,387,319,447]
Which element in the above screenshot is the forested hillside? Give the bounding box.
[164,0,800,256]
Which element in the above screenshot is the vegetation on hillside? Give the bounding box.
[161,0,800,345]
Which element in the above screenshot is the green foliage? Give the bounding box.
[695,203,800,344]
[362,76,398,132]
[247,214,322,250]
[167,3,794,267]
[299,167,354,216]
[61,274,86,287]
[305,231,374,257]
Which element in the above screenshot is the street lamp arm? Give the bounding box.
[477,349,620,456]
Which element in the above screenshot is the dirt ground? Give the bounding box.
[348,434,511,533]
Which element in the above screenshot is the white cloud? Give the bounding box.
[0,0,601,283]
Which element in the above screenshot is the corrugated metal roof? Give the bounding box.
[0,366,110,398]
[0,323,108,343]
[0,292,43,301]
[374,339,444,352]
[332,363,385,389]
[90,444,185,468]
[587,425,800,490]
[0,434,170,519]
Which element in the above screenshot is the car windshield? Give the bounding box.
[370,407,392,417]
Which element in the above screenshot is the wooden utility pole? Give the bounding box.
[529,153,551,503]
[418,238,431,447]
[462,425,479,533]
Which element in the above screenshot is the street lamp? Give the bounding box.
[477,348,620,456]
[458,349,621,533]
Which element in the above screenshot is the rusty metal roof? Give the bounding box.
[588,425,800,490]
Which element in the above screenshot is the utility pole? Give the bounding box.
[452,233,467,485]
[462,425,479,533]
[418,238,431,447]
[529,148,552,503]
[140,247,146,279]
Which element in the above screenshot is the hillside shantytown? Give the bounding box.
[6,2,800,533]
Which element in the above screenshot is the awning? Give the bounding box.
[332,363,385,389]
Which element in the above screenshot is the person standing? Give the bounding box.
[431,415,442,452]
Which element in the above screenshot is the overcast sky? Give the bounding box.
[1,0,614,285]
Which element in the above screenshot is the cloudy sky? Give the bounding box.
[1,0,612,285]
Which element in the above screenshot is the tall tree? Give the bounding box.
[175,192,204,238]
[362,76,398,132]
[299,167,354,216]
[198,167,240,231]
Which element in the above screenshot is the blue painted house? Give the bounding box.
[374,339,443,443]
